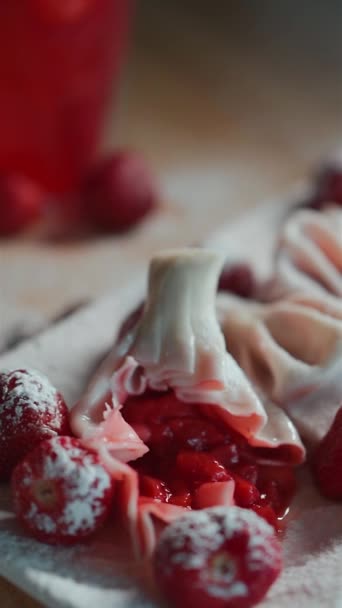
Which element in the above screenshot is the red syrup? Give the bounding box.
[122,390,296,533]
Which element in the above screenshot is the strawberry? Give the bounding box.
[176,451,231,489]
[232,473,260,507]
[139,475,171,502]
[257,465,296,515]
[313,407,342,499]
[169,493,192,507]
[218,263,255,298]
[0,174,43,236]
[82,151,158,232]
[250,502,279,532]
[12,436,115,544]
[0,369,70,480]
[154,506,283,608]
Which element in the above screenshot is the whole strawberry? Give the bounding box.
[82,151,158,233]
[311,164,342,209]
[12,436,115,544]
[313,407,342,499]
[154,506,282,608]
[0,369,70,480]
[218,263,255,299]
[0,174,43,236]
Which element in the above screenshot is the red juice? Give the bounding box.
[0,1,131,194]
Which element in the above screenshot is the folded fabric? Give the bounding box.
[264,205,342,318]
[0,301,46,353]
[218,294,342,445]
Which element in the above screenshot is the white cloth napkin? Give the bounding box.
[0,301,46,354]
[2,190,340,608]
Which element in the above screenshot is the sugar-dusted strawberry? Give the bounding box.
[154,506,282,608]
[313,406,342,499]
[0,369,70,480]
[0,174,44,236]
[12,436,115,544]
[82,151,158,233]
[218,263,255,298]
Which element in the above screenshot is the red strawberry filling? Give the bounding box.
[122,390,296,531]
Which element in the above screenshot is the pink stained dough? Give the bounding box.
[70,249,304,556]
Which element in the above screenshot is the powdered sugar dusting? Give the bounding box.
[159,506,275,567]
[207,581,248,600]
[159,509,225,570]
[14,436,113,539]
[156,506,281,601]
[41,438,111,535]
[27,504,57,534]
[0,368,62,434]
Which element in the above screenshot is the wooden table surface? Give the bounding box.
[1,1,342,606]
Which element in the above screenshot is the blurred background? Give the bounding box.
[1,0,342,334]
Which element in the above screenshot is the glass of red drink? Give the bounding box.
[0,1,131,194]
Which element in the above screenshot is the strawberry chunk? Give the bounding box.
[176,452,231,488]
[232,473,260,507]
[139,475,171,502]
[169,492,192,508]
